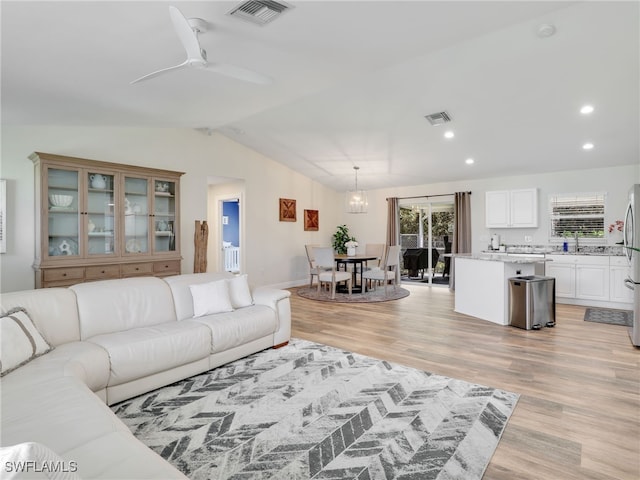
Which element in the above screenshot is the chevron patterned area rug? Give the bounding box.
[297,286,410,303]
[112,339,519,480]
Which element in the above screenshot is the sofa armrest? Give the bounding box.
[252,288,291,346]
[252,287,291,308]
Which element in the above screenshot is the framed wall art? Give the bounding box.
[304,209,319,231]
[279,198,297,222]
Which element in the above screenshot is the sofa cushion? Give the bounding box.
[63,432,187,479]
[71,277,177,339]
[163,272,235,320]
[0,442,81,479]
[1,308,53,376]
[228,274,254,308]
[190,279,233,317]
[193,304,277,354]
[87,321,211,386]
[1,376,130,454]
[1,341,110,394]
[0,288,80,346]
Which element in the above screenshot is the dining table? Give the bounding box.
[334,254,379,293]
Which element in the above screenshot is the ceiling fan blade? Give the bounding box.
[130,59,190,84]
[169,5,203,61]
[204,63,273,85]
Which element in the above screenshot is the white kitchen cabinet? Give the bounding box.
[575,256,609,301]
[546,255,576,298]
[485,191,510,228]
[610,256,634,303]
[545,254,631,306]
[485,188,538,228]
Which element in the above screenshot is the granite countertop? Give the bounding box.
[455,254,549,264]
[543,249,624,257]
[483,245,625,257]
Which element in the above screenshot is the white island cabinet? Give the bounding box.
[454,254,544,325]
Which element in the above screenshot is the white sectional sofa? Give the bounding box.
[0,272,291,479]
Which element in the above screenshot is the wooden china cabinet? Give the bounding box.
[30,152,184,288]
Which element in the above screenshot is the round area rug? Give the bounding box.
[297,286,410,303]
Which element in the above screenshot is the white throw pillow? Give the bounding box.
[189,280,234,318]
[228,274,254,308]
[0,442,81,479]
[1,308,53,377]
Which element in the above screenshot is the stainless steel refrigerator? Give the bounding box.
[623,184,640,347]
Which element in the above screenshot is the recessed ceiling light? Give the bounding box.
[580,105,594,114]
[582,142,594,150]
[465,158,474,165]
[444,131,454,139]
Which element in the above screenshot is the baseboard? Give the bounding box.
[557,298,633,310]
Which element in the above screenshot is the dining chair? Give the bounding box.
[359,243,386,288]
[364,243,385,269]
[304,244,320,288]
[363,244,401,294]
[314,247,352,299]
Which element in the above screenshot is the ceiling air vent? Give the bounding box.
[424,111,452,126]
[228,0,292,26]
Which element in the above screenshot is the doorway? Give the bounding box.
[399,198,454,286]
[221,198,240,273]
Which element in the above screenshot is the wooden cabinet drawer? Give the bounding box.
[121,262,154,276]
[85,264,120,280]
[43,267,85,282]
[154,260,180,274]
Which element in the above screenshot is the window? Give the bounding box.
[548,192,605,240]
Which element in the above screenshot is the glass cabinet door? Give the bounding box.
[123,176,150,254]
[86,171,116,256]
[46,167,80,258]
[153,179,177,253]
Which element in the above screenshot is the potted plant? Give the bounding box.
[332,225,356,255]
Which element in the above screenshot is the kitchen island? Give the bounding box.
[454,254,548,325]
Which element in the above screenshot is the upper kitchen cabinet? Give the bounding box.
[30,152,184,288]
[485,188,538,228]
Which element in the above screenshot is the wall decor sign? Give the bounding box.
[279,198,296,222]
[304,209,319,231]
[0,180,5,253]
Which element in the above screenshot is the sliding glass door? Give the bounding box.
[399,198,454,285]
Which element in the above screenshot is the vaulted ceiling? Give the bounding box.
[2,1,638,191]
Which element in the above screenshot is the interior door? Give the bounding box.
[221,198,241,273]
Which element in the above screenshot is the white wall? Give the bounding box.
[348,165,639,254]
[0,126,340,292]
[1,125,637,293]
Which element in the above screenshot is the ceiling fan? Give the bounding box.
[131,6,272,85]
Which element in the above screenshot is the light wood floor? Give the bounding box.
[289,283,640,480]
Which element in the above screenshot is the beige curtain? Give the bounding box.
[386,197,399,246]
[451,192,472,289]
[386,197,400,282]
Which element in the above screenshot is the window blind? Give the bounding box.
[548,192,605,238]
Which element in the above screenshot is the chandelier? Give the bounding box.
[346,166,368,214]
